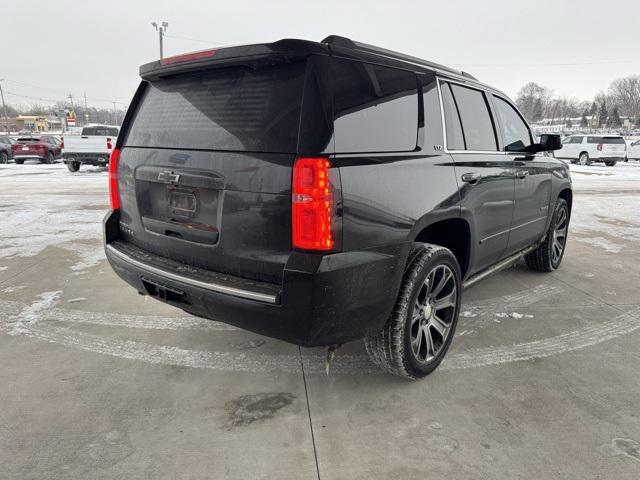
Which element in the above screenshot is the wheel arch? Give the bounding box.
[413,218,471,278]
[558,187,572,213]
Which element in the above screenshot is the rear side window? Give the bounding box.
[331,59,418,153]
[492,96,532,151]
[602,137,625,144]
[125,62,306,152]
[440,83,465,150]
[571,136,584,144]
[448,83,497,151]
[587,136,602,143]
[82,126,119,136]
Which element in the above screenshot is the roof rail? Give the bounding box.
[321,35,476,81]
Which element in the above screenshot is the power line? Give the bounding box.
[2,78,128,105]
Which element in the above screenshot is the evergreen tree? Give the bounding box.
[565,118,573,128]
[580,111,588,127]
[589,101,598,115]
[608,106,622,128]
[597,100,608,127]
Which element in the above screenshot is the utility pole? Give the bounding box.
[0,79,8,134]
[112,102,117,125]
[84,92,89,125]
[68,93,75,110]
[151,21,169,59]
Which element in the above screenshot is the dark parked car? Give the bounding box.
[12,135,62,164]
[0,136,15,163]
[104,36,571,379]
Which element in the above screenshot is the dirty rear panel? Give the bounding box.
[116,60,309,284]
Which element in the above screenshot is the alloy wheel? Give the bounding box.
[410,264,457,364]
[551,206,568,265]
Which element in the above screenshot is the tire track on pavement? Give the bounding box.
[1,293,639,375]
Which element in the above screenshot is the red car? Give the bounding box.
[11,135,62,164]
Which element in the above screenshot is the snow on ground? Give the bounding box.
[568,162,640,252]
[0,163,108,266]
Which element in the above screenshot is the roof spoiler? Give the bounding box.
[321,35,477,80]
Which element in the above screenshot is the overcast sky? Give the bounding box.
[2,0,639,109]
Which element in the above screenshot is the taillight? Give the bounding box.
[597,144,603,151]
[292,157,334,251]
[60,137,64,149]
[109,148,120,210]
[106,137,112,150]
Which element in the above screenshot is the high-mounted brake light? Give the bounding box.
[108,148,120,210]
[292,157,334,251]
[160,49,216,66]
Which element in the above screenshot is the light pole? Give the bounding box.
[0,79,9,134]
[151,21,169,59]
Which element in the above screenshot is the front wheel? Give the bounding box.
[44,152,54,164]
[364,243,462,380]
[14,159,24,165]
[525,198,569,272]
[604,160,617,167]
[0,152,7,164]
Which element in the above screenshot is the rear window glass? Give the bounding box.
[331,59,418,153]
[125,62,306,152]
[602,137,625,144]
[82,126,118,136]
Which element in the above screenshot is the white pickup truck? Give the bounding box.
[62,124,119,172]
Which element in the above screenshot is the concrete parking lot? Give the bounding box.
[1,161,640,479]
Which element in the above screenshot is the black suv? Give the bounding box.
[104,36,571,379]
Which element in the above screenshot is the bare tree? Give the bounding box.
[608,75,640,121]
[515,82,553,122]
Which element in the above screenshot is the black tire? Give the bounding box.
[15,159,24,165]
[66,161,81,172]
[579,152,591,166]
[0,152,7,164]
[364,243,462,380]
[570,159,578,164]
[604,160,617,167]
[44,152,54,164]
[525,198,569,272]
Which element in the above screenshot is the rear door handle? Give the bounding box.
[461,172,482,184]
[516,170,529,179]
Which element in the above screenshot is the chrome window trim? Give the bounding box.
[106,244,278,304]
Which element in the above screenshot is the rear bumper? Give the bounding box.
[104,211,407,346]
[13,154,45,160]
[63,152,110,165]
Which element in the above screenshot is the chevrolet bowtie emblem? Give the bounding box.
[158,171,180,184]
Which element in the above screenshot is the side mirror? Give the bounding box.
[536,134,562,152]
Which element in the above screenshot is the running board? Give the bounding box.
[462,245,537,290]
